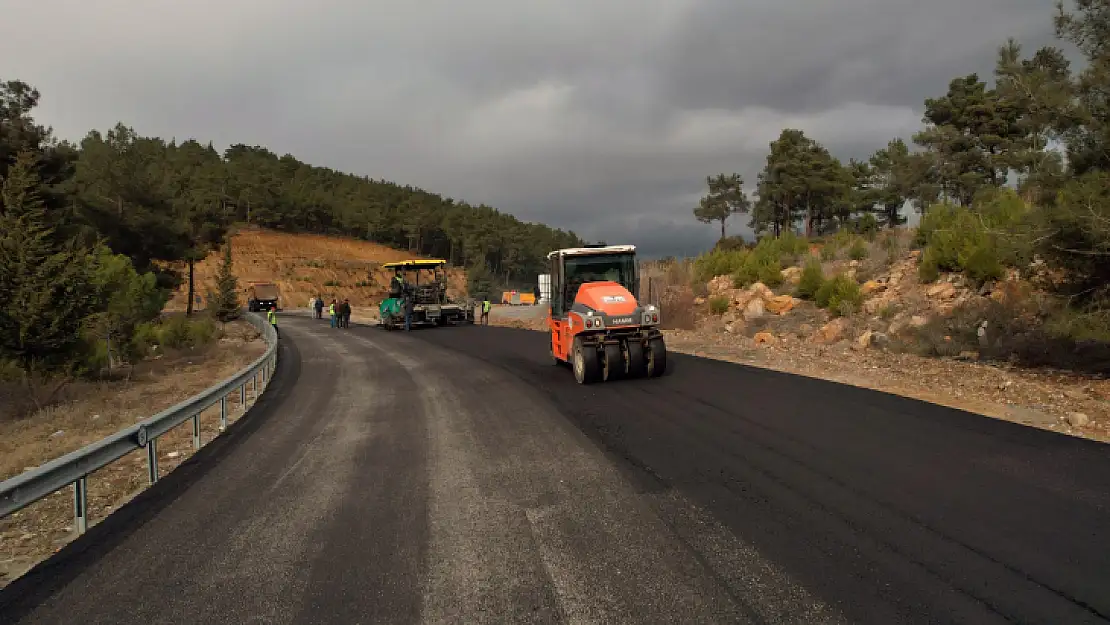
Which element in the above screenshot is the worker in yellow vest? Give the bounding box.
[481,297,491,325]
[329,301,337,328]
[267,305,278,336]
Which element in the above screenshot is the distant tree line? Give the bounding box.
[0,79,579,390]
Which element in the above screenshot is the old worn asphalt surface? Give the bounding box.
[3,314,1110,625]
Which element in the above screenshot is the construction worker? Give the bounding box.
[341,299,352,328]
[481,296,491,325]
[391,271,405,297]
[314,295,324,319]
[329,300,337,328]
[267,305,278,336]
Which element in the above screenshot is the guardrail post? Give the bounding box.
[147,438,159,485]
[73,476,88,534]
[240,383,246,412]
[220,396,228,431]
[192,413,201,450]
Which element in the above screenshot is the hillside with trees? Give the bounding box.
[0,78,580,395]
[689,0,1110,358]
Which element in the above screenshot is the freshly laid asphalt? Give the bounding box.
[3,314,1110,624]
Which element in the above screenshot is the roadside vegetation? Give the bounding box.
[674,0,1110,373]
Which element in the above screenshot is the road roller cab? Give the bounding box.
[546,244,667,384]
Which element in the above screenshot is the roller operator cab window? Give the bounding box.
[562,253,638,311]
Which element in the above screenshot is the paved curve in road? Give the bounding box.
[2,315,1110,624]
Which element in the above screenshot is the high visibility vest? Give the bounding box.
[482,300,491,313]
[329,304,335,315]
[267,310,277,325]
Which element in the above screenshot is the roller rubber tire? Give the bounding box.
[647,337,667,378]
[626,340,648,378]
[602,342,625,382]
[573,338,601,384]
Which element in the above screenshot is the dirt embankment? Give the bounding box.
[164,226,468,312]
[0,319,267,588]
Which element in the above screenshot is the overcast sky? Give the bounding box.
[1,0,1061,257]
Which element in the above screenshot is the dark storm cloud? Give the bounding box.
[0,0,1061,257]
[656,0,1056,113]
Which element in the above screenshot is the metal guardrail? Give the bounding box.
[0,311,278,534]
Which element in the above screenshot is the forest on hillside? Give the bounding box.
[0,79,580,388]
[691,0,1110,335]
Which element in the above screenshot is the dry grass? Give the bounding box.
[0,319,267,588]
[163,226,468,313]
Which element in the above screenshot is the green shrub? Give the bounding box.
[713,236,748,252]
[708,296,730,315]
[795,259,825,300]
[847,238,869,261]
[131,322,160,354]
[767,230,810,264]
[694,249,747,284]
[852,213,880,239]
[187,316,220,345]
[815,274,862,317]
[696,233,808,287]
[0,359,20,382]
[158,316,192,348]
[132,316,222,351]
[915,189,1031,286]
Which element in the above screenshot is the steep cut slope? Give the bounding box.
[165,226,467,311]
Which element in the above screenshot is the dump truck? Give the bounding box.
[501,290,536,305]
[546,244,666,384]
[378,259,474,330]
[247,282,281,312]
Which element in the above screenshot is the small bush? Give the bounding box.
[133,316,222,351]
[0,359,20,382]
[694,249,747,284]
[324,280,341,287]
[732,254,783,288]
[916,189,1032,286]
[186,316,220,346]
[708,296,730,315]
[848,238,869,261]
[851,213,880,239]
[157,316,192,348]
[918,247,941,283]
[714,236,749,253]
[815,274,862,317]
[795,259,825,300]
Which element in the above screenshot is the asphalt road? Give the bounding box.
[3,315,1110,624]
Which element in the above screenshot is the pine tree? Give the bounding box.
[0,150,99,381]
[212,241,240,322]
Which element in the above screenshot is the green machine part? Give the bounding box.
[379,297,404,318]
